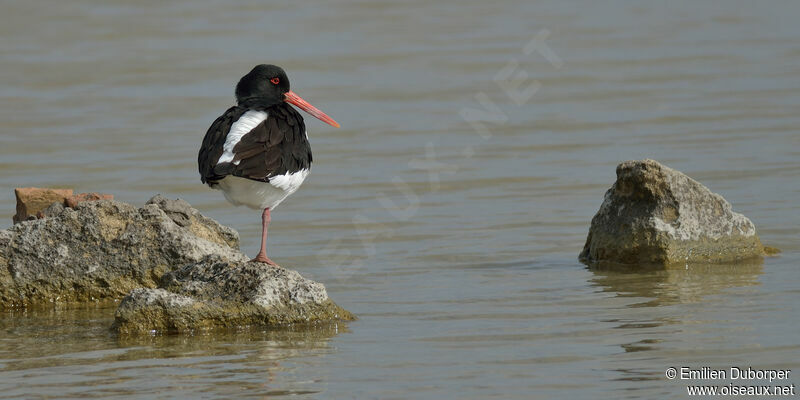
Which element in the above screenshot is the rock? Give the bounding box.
[145,195,195,227]
[580,159,765,266]
[39,202,66,219]
[64,192,114,208]
[0,196,244,308]
[112,255,354,334]
[13,187,73,224]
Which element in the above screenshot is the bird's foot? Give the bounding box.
[251,253,278,266]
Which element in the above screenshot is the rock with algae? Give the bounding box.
[580,159,765,266]
[112,255,354,334]
[0,195,243,308]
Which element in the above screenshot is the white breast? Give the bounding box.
[216,110,268,165]
[215,168,310,210]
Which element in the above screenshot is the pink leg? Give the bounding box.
[251,208,278,265]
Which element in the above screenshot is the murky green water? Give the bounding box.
[1,0,798,398]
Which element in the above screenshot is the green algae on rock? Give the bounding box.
[580,159,765,267]
[0,195,243,308]
[112,255,354,335]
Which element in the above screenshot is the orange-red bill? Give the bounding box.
[283,90,340,128]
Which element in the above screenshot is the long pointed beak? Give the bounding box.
[284,90,340,128]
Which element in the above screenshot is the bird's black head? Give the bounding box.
[235,64,290,106]
[233,64,340,127]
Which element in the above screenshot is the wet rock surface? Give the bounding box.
[0,195,243,308]
[580,159,765,266]
[112,255,354,334]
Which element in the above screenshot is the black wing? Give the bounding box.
[198,104,311,186]
[198,106,247,185]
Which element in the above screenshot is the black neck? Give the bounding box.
[237,96,282,109]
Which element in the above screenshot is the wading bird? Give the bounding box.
[198,64,339,265]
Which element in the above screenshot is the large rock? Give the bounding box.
[112,255,354,334]
[580,159,765,266]
[0,195,243,308]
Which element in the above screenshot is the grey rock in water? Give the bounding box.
[580,159,765,266]
[0,195,244,308]
[112,255,354,334]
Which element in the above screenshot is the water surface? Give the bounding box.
[1,0,798,398]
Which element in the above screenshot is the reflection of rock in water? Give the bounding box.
[589,259,763,385]
[588,259,764,307]
[116,323,347,395]
[0,305,347,397]
[117,321,347,352]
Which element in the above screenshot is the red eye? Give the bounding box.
[270,77,280,85]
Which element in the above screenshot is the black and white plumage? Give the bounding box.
[198,104,312,210]
[198,64,339,265]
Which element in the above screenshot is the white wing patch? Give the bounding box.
[268,168,310,192]
[216,110,268,165]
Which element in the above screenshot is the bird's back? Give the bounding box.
[198,104,312,187]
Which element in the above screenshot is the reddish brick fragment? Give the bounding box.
[64,193,114,208]
[13,187,73,224]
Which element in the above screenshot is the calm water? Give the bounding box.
[1,1,799,398]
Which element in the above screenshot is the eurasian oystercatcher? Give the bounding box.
[198,64,339,265]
